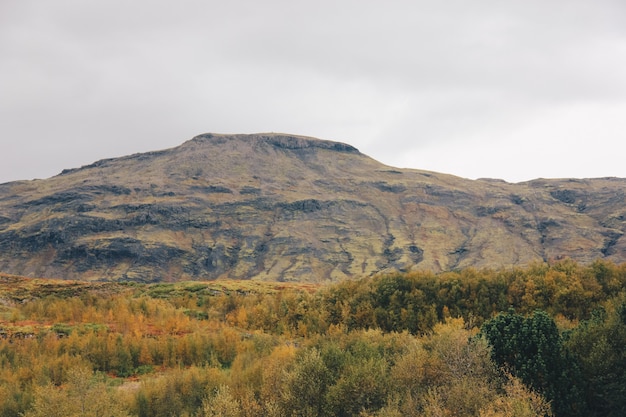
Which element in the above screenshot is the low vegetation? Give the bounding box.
[1,259,625,416]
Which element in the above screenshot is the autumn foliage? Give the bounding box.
[0,259,625,416]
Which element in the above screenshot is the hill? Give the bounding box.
[0,133,624,282]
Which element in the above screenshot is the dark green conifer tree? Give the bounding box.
[481,309,586,417]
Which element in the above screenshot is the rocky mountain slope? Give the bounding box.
[0,133,624,282]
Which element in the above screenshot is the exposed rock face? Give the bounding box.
[0,133,625,282]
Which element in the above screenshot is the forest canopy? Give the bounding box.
[0,259,625,417]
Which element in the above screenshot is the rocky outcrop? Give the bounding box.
[0,133,625,282]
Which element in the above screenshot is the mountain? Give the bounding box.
[0,133,624,282]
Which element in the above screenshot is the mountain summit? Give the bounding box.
[0,133,624,282]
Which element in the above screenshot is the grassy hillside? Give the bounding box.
[1,133,625,282]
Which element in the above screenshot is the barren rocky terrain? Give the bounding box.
[0,133,624,282]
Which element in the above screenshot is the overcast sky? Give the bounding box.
[1,0,626,184]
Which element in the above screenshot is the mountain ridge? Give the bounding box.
[0,133,624,282]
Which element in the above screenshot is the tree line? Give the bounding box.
[0,259,624,416]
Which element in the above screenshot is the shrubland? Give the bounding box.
[0,259,625,417]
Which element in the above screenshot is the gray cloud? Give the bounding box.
[1,0,626,183]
